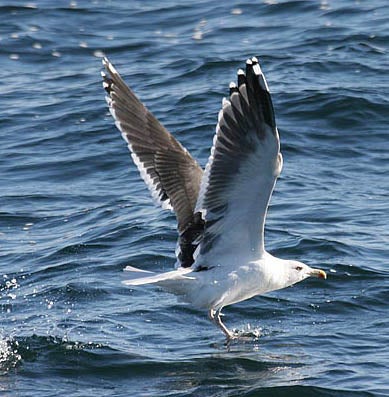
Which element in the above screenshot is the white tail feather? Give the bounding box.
[122,266,194,286]
[124,265,154,274]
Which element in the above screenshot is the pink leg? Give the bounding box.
[208,308,235,339]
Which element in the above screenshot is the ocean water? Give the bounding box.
[1,0,388,396]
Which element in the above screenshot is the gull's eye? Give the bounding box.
[295,266,303,271]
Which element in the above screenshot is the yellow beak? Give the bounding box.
[310,268,327,279]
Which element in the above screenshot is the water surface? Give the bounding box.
[1,1,388,396]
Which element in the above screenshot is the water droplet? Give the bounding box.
[93,50,105,58]
[192,31,202,40]
[231,8,242,15]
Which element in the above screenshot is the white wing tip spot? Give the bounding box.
[222,97,230,107]
[103,57,118,75]
[237,68,245,75]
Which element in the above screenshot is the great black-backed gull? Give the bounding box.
[101,57,326,339]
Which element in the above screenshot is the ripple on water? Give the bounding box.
[0,0,388,395]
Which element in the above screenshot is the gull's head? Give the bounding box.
[285,260,327,286]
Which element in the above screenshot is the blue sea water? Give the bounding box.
[0,0,388,395]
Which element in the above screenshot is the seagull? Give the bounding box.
[101,56,327,339]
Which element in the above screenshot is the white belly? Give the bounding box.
[182,259,281,310]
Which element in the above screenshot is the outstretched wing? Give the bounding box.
[101,58,203,251]
[195,57,282,261]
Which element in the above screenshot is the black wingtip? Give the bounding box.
[246,59,254,78]
[229,81,238,96]
[102,72,113,94]
[237,68,246,87]
[101,57,116,95]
